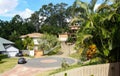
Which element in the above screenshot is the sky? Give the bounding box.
[0,0,102,21]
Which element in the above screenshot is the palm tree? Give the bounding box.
[38,33,60,54]
[22,36,34,50]
[75,0,120,62]
[74,0,98,50]
[94,2,120,62]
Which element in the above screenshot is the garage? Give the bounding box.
[7,51,18,57]
[5,45,19,57]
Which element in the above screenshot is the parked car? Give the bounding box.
[18,58,27,64]
[16,52,23,57]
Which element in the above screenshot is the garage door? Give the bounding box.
[7,51,18,57]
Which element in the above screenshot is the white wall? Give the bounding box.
[33,38,39,45]
[6,46,19,57]
[59,38,68,42]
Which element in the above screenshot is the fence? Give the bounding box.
[51,62,120,76]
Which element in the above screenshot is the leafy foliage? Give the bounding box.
[75,0,120,63]
[38,33,60,54]
[61,58,70,69]
[22,36,34,50]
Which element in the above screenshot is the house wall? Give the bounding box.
[33,38,39,45]
[0,51,7,55]
[6,46,19,57]
[58,34,68,42]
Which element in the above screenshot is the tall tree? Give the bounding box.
[30,3,69,33]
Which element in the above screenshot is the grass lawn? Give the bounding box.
[0,58,18,73]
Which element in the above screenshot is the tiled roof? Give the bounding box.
[20,33,43,38]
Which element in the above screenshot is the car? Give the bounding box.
[16,52,23,57]
[18,58,27,64]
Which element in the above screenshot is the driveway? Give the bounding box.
[1,56,76,76]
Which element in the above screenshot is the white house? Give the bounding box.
[20,33,43,50]
[20,33,43,56]
[0,37,19,57]
[21,33,68,49]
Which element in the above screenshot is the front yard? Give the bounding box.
[0,58,18,73]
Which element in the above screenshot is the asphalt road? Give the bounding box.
[23,56,76,68]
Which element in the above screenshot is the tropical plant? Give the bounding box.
[22,36,34,50]
[75,0,120,62]
[74,0,98,60]
[93,2,120,62]
[86,44,96,60]
[61,58,69,69]
[38,33,60,54]
[75,0,98,49]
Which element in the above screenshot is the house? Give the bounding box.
[20,33,43,50]
[68,25,80,42]
[58,33,68,42]
[20,33,44,57]
[0,37,19,57]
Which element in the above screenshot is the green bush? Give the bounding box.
[61,59,70,69]
[64,73,67,76]
[23,53,29,57]
[47,46,61,55]
[0,54,8,61]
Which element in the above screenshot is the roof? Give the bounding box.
[0,37,14,51]
[4,45,19,50]
[0,37,14,44]
[0,43,5,51]
[20,33,43,38]
[4,45,12,49]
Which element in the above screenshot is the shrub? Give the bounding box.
[0,54,8,61]
[64,73,67,76]
[23,53,29,57]
[61,58,70,69]
[47,46,61,55]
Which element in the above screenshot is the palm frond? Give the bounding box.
[70,16,84,25]
[76,0,88,13]
[96,4,111,13]
[89,0,97,11]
